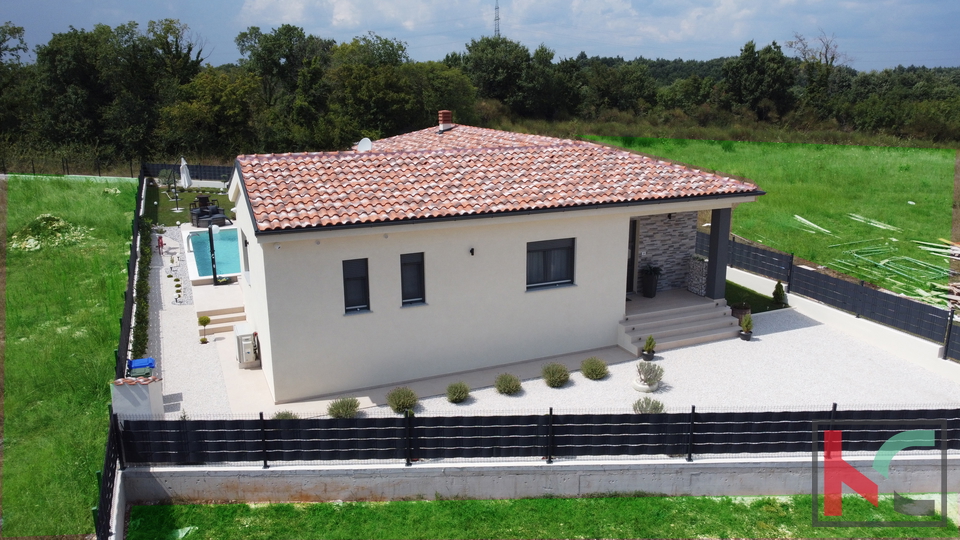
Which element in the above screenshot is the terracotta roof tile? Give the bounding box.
[237,125,760,232]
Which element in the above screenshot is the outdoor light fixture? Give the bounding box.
[209,223,220,286]
[470,248,475,256]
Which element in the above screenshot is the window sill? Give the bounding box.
[344,308,371,316]
[401,301,428,308]
[526,282,576,292]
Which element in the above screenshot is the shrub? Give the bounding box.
[272,410,300,420]
[643,335,656,352]
[386,386,418,414]
[327,397,360,418]
[636,362,664,386]
[633,397,665,414]
[580,357,609,380]
[542,363,570,388]
[773,280,787,306]
[446,381,470,403]
[495,373,522,395]
[740,313,753,332]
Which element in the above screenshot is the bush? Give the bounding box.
[580,357,609,380]
[327,397,360,418]
[643,335,656,352]
[542,363,570,388]
[636,362,664,386]
[773,280,787,306]
[446,381,470,403]
[633,397,665,414]
[386,386,418,414]
[495,373,522,395]
[272,410,300,420]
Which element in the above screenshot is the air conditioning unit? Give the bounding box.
[234,323,261,369]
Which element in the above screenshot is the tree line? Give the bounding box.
[1,20,958,167]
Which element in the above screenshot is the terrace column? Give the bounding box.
[705,208,731,300]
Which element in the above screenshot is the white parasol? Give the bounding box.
[179,157,193,189]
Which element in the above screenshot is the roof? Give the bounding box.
[236,124,761,233]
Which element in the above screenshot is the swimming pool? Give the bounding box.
[187,227,241,277]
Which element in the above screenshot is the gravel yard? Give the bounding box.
[382,308,960,416]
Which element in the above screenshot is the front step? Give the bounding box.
[198,309,246,337]
[618,300,739,356]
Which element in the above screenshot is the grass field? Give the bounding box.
[127,494,957,540]
[3,175,136,535]
[588,136,956,302]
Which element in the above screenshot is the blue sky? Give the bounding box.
[4,0,958,71]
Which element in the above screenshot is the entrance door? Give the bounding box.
[626,219,637,292]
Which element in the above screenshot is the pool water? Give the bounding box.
[189,228,241,277]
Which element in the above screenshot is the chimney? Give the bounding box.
[438,110,454,133]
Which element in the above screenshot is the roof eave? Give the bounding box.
[251,189,765,236]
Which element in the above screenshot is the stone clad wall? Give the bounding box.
[635,212,698,291]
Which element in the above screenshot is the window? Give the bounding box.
[401,252,425,305]
[343,258,369,312]
[526,238,575,289]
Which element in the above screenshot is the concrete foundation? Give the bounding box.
[120,455,959,505]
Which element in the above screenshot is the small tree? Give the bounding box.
[198,315,211,343]
[740,313,754,333]
[773,280,787,306]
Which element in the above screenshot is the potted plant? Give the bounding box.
[639,263,662,298]
[739,313,753,341]
[632,362,663,393]
[641,335,656,361]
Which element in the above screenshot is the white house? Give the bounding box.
[228,111,764,403]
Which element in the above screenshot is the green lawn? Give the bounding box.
[128,494,956,540]
[3,175,136,535]
[588,136,955,303]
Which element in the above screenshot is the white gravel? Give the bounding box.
[146,230,232,418]
[379,308,960,416]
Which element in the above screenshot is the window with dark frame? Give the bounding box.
[342,258,369,312]
[526,238,575,289]
[400,252,425,305]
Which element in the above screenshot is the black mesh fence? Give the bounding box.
[114,171,146,378]
[117,407,960,467]
[94,414,122,540]
[142,163,234,182]
[729,237,793,282]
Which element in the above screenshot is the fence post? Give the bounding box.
[685,405,696,462]
[112,411,127,471]
[856,280,864,318]
[404,410,413,466]
[943,308,955,360]
[545,407,554,464]
[825,403,838,459]
[260,412,269,469]
[31,158,35,175]
[786,253,795,285]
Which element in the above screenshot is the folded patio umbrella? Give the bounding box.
[179,157,193,189]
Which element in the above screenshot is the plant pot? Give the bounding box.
[640,274,659,298]
[641,350,655,361]
[739,330,753,341]
[730,303,751,324]
[631,377,659,393]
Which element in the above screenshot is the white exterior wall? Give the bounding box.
[230,172,277,397]
[261,211,628,402]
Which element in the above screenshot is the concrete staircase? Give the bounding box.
[198,305,246,338]
[617,298,739,356]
